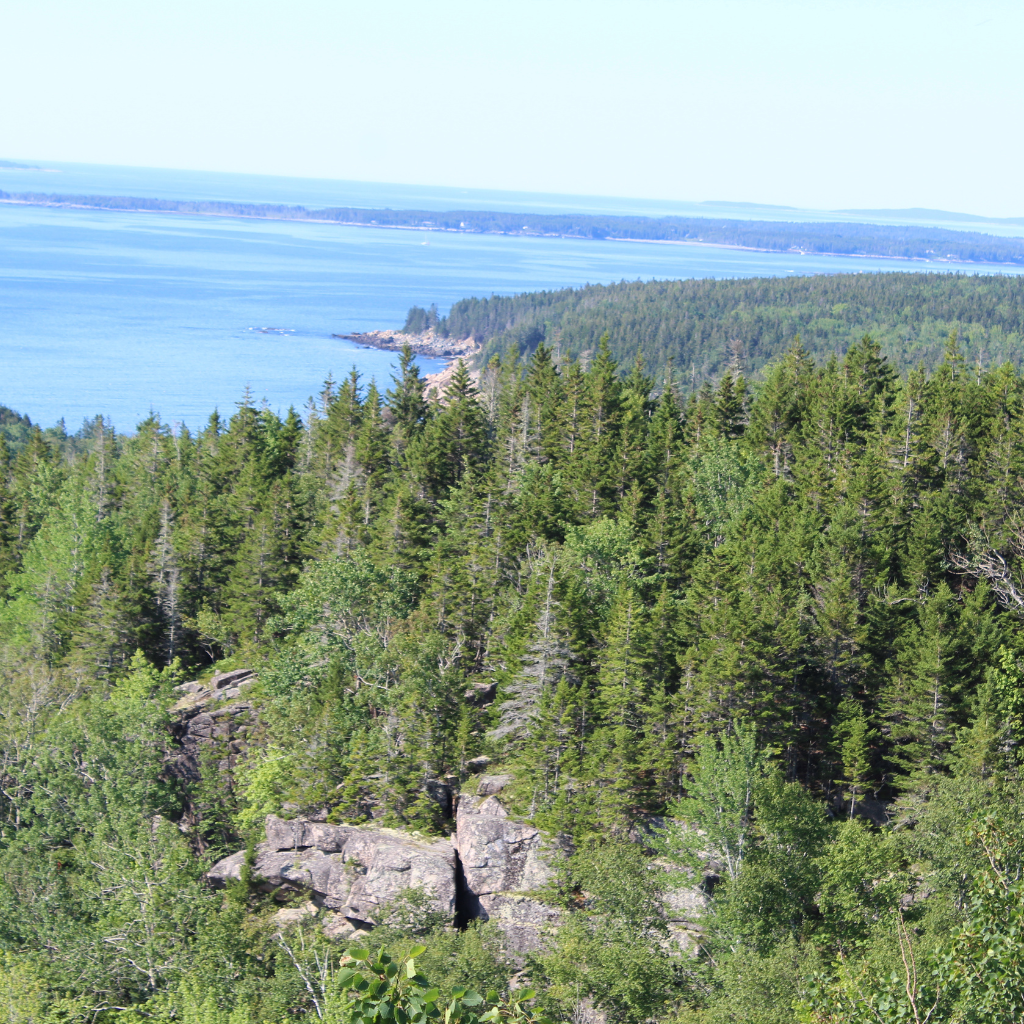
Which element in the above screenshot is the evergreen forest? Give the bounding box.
[2,297,1024,1022]
[418,272,1024,381]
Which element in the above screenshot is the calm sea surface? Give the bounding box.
[2,163,1023,432]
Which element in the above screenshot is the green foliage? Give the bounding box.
[455,274,1024,382]
[668,723,772,882]
[833,697,878,815]
[938,816,1024,1022]
[7,309,1024,1019]
[327,946,547,1024]
[535,841,680,1024]
[233,745,299,835]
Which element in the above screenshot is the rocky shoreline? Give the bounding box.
[333,328,478,360]
[335,328,481,396]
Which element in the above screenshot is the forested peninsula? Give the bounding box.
[3,188,1024,264]
[407,271,1024,380]
[3,266,1024,1021]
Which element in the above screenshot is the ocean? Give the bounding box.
[2,162,1023,433]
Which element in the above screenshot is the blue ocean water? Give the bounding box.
[2,164,1024,433]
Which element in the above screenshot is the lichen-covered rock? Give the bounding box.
[423,779,454,818]
[208,815,458,930]
[661,880,710,948]
[170,669,256,714]
[473,892,561,953]
[272,901,318,930]
[456,794,561,895]
[455,793,566,952]
[475,775,513,798]
[207,794,567,952]
[167,700,257,784]
[167,670,258,793]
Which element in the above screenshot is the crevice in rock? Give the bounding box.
[453,846,480,930]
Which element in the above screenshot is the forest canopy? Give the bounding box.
[421,271,1024,381]
[2,322,1024,1021]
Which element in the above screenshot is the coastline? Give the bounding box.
[0,196,1017,268]
[335,329,481,397]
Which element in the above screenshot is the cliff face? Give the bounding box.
[167,669,259,783]
[209,816,460,942]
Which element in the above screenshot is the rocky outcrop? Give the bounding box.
[334,329,478,360]
[167,669,258,784]
[209,815,458,941]
[174,667,255,706]
[629,816,718,948]
[662,880,711,947]
[208,778,566,953]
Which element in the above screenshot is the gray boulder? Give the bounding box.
[167,669,259,797]
[475,775,513,797]
[208,815,457,931]
[661,878,711,948]
[207,790,568,953]
[171,669,256,713]
[455,793,565,952]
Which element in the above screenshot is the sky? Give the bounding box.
[1,0,1021,217]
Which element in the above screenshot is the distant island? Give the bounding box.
[0,160,53,171]
[3,188,1024,264]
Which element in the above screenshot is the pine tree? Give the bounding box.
[491,558,572,744]
[149,498,183,664]
[879,581,992,785]
[613,357,654,501]
[571,334,622,518]
[524,343,565,465]
[715,368,747,440]
[67,564,136,682]
[745,336,814,477]
[0,435,20,597]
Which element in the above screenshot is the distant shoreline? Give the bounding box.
[2,192,1021,268]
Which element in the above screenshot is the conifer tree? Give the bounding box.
[149,497,183,664]
[574,335,622,517]
[67,564,136,682]
[715,368,747,440]
[0,435,19,597]
[746,336,814,477]
[420,361,491,495]
[491,558,572,744]
[387,344,429,453]
[524,343,565,464]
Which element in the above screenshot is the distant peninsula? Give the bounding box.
[3,188,1024,264]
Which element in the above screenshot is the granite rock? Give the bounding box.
[207,790,570,953]
[209,815,458,929]
[455,793,566,952]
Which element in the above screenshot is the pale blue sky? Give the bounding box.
[2,0,1021,216]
